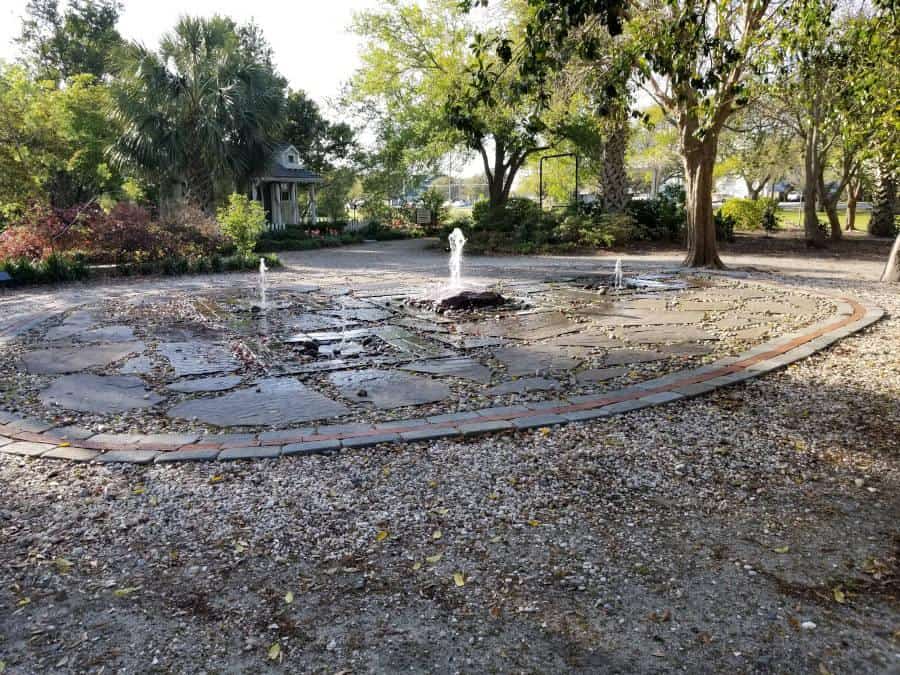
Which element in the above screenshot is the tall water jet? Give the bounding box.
[259,258,269,310]
[448,228,467,289]
[613,258,624,291]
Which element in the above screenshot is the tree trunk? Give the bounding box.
[870,155,896,237]
[802,128,826,247]
[845,179,860,231]
[602,122,629,213]
[682,135,723,268]
[817,174,842,241]
[882,233,900,282]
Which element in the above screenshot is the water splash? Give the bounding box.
[613,258,624,291]
[448,228,467,289]
[258,258,269,310]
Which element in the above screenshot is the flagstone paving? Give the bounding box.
[0,244,886,463]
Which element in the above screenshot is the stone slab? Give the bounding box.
[97,450,159,464]
[603,349,666,366]
[2,441,56,456]
[154,448,221,463]
[167,375,244,393]
[22,342,146,374]
[89,432,199,450]
[218,446,281,461]
[459,420,513,436]
[169,377,349,427]
[400,357,493,384]
[41,374,164,413]
[492,346,582,376]
[341,433,402,449]
[400,427,462,442]
[371,325,450,358]
[158,341,241,377]
[329,369,451,409]
[41,447,100,462]
[512,414,568,430]
[282,440,341,456]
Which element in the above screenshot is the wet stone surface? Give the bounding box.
[168,377,349,427]
[40,374,163,413]
[22,342,145,374]
[329,369,452,409]
[0,267,836,435]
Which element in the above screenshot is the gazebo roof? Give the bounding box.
[259,165,323,183]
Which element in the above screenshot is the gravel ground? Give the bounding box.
[1,242,898,674]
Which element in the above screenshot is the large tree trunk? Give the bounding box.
[882,233,900,282]
[744,176,769,201]
[870,155,896,237]
[817,174,842,241]
[802,128,826,247]
[681,133,723,268]
[602,122,629,213]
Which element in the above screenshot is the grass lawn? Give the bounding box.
[775,206,871,232]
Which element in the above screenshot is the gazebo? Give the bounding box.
[250,144,323,230]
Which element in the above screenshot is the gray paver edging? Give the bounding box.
[0,292,884,464]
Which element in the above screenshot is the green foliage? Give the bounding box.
[217,193,266,256]
[714,211,736,243]
[419,188,447,228]
[717,198,780,232]
[16,0,124,81]
[283,90,356,173]
[625,185,685,242]
[110,15,286,208]
[0,66,122,216]
[2,252,88,284]
[555,212,636,248]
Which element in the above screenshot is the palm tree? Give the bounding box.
[109,16,285,210]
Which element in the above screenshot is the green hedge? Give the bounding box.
[1,252,280,286]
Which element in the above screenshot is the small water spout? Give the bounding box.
[613,258,624,291]
[258,258,269,310]
[448,228,467,289]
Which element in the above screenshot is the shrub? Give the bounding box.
[419,188,447,229]
[714,210,736,242]
[555,212,637,248]
[717,197,779,232]
[1,253,88,284]
[217,193,266,256]
[162,202,227,257]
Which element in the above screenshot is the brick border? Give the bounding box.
[0,292,884,464]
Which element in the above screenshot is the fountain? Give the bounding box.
[448,227,466,289]
[258,258,269,310]
[614,258,624,291]
[427,229,508,312]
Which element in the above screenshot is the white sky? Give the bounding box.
[0,0,380,114]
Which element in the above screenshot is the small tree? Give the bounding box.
[217,193,266,256]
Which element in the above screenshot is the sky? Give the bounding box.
[0,0,380,114]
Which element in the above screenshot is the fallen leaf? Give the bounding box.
[488,493,499,500]
[453,572,465,587]
[149,496,159,507]
[412,562,422,571]
[284,591,294,604]
[426,553,443,564]
[209,475,225,484]
[53,558,72,574]
[432,530,443,540]
[832,587,846,604]
[490,605,502,618]
[773,546,790,554]
[0,660,5,673]
[113,587,141,597]
[539,427,551,436]
[58,442,70,448]
[267,642,281,661]
[527,519,540,527]
[132,486,145,495]
[17,597,30,607]
[375,530,389,542]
